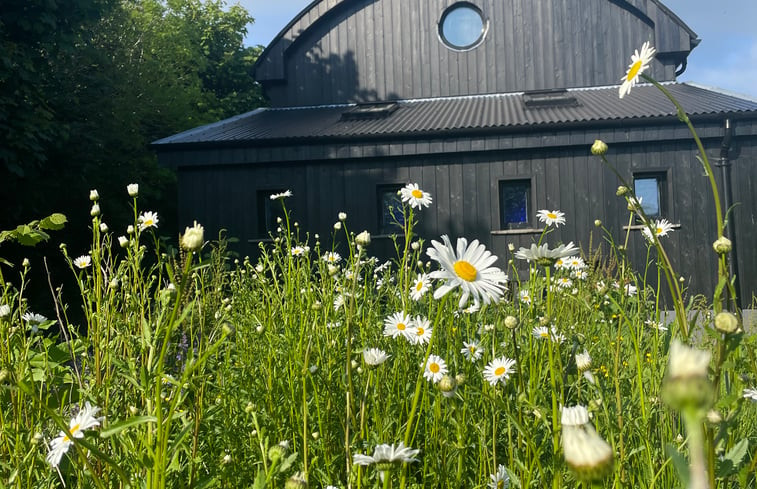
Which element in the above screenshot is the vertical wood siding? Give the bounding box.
[261,0,691,107]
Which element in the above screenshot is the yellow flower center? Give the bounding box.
[397,323,406,331]
[144,219,154,226]
[656,227,663,234]
[626,60,642,81]
[547,212,557,219]
[64,423,81,442]
[416,327,425,336]
[429,363,440,373]
[469,346,476,353]
[411,189,423,199]
[416,282,424,291]
[540,331,549,338]
[453,260,477,282]
[494,366,506,376]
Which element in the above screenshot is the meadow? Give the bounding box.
[1,43,755,489]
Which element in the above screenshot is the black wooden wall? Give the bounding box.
[255,0,696,107]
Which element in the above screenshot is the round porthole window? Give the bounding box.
[439,3,487,51]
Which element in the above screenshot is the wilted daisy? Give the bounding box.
[515,242,579,266]
[383,312,411,339]
[46,402,102,467]
[641,218,674,242]
[619,41,656,99]
[410,273,431,301]
[537,209,566,227]
[461,340,483,362]
[138,211,159,231]
[73,255,91,269]
[561,405,613,480]
[408,317,432,345]
[322,251,341,264]
[743,388,757,402]
[423,354,448,383]
[290,245,310,257]
[353,442,420,469]
[426,235,508,308]
[400,183,433,209]
[488,464,510,489]
[270,190,292,200]
[483,356,516,386]
[363,348,390,367]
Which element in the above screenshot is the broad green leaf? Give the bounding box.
[40,213,67,230]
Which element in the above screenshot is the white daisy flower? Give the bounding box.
[554,257,568,269]
[423,354,448,383]
[641,218,674,242]
[532,326,551,340]
[73,255,91,269]
[488,464,510,489]
[483,356,516,386]
[290,245,310,257]
[575,351,592,372]
[645,319,668,332]
[138,211,159,231]
[322,251,342,264]
[383,312,411,339]
[353,442,420,467]
[461,340,483,362]
[519,289,532,305]
[624,284,637,296]
[408,316,432,345]
[46,402,102,467]
[410,273,431,301]
[556,277,573,289]
[363,348,390,367]
[399,183,433,209]
[572,270,588,280]
[23,312,48,324]
[514,242,579,266]
[537,209,566,227]
[619,41,656,99]
[426,235,508,308]
[743,388,757,402]
[566,256,586,270]
[269,190,292,200]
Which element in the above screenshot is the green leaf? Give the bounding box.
[717,439,749,478]
[665,444,690,488]
[39,213,67,230]
[99,416,157,438]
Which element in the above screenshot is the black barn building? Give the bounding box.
[153,0,757,303]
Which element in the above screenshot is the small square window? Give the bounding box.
[499,179,531,229]
[257,189,285,237]
[377,185,405,235]
[634,173,667,218]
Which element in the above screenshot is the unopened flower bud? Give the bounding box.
[338,212,347,221]
[662,340,714,410]
[285,472,308,489]
[127,183,139,197]
[181,221,204,251]
[89,189,99,201]
[712,236,732,254]
[591,140,608,156]
[355,231,371,247]
[438,375,458,398]
[333,222,342,230]
[411,241,420,251]
[714,311,739,334]
[504,315,519,329]
[616,186,629,197]
[594,219,602,227]
[118,236,128,248]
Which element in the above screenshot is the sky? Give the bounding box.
[239,0,757,99]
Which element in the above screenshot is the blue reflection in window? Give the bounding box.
[441,4,485,49]
[500,180,531,229]
[634,177,662,217]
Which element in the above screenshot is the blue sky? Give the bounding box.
[240,0,757,99]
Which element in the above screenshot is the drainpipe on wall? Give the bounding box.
[716,118,741,309]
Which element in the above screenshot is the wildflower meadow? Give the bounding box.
[1,44,756,489]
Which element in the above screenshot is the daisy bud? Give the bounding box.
[311,301,322,311]
[311,431,319,440]
[616,186,629,196]
[267,444,285,462]
[222,454,232,464]
[99,222,108,232]
[90,204,100,217]
[590,139,608,156]
[0,304,10,318]
[504,315,519,330]
[334,222,342,230]
[575,350,592,372]
[118,236,128,248]
[594,219,602,227]
[338,212,347,221]
[508,243,515,252]
[662,340,714,411]
[712,236,732,254]
[438,375,458,398]
[561,405,614,481]
[31,432,43,445]
[245,402,255,414]
[285,472,308,489]
[22,258,30,268]
[222,322,235,337]
[89,189,99,201]
[129,405,138,415]
[351,360,359,369]
[714,311,739,334]
[706,409,722,425]
[355,230,371,247]
[0,368,9,384]
[181,221,204,251]
[455,373,466,386]
[127,225,135,235]
[411,241,420,251]
[127,183,139,197]
[327,264,339,276]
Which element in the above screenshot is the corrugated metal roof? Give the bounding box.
[153,83,757,147]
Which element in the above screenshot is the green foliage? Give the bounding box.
[0,214,67,247]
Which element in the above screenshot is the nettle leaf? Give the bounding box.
[40,213,67,230]
[717,439,749,478]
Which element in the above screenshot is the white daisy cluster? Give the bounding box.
[382,312,432,345]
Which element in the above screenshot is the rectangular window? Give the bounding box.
[377,185,405,235]
[499,179,531,229]
[633,173,667,218]
[257,189,285,237]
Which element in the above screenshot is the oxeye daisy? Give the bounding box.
[461,340,483,362]
[537,209,566,227]
[483,356,516,386]
[400,183,433,209]
[410,273,431,301]
[514,242,579,267]
[619,41,656,99]
[363,348,390,367]
[73,255,91,269]
[488,464,510,488]
[519,289,532,305]
[566,256,586,270]
[532,326,551,340]
[353,442,420,469]
[269,190,293,200]
[290,245,310,257]
[383,312,411,338]
[641,218,674,242]
[423,354,448,383]
[408,316,432,345]
[556,277,573,289]
[46,402,103,467]
[138,211,159,231]
[426,235,508,308]
[743,388,757,402]
[322,251,341,264]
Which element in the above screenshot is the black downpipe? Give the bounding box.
[716,118,741,308]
